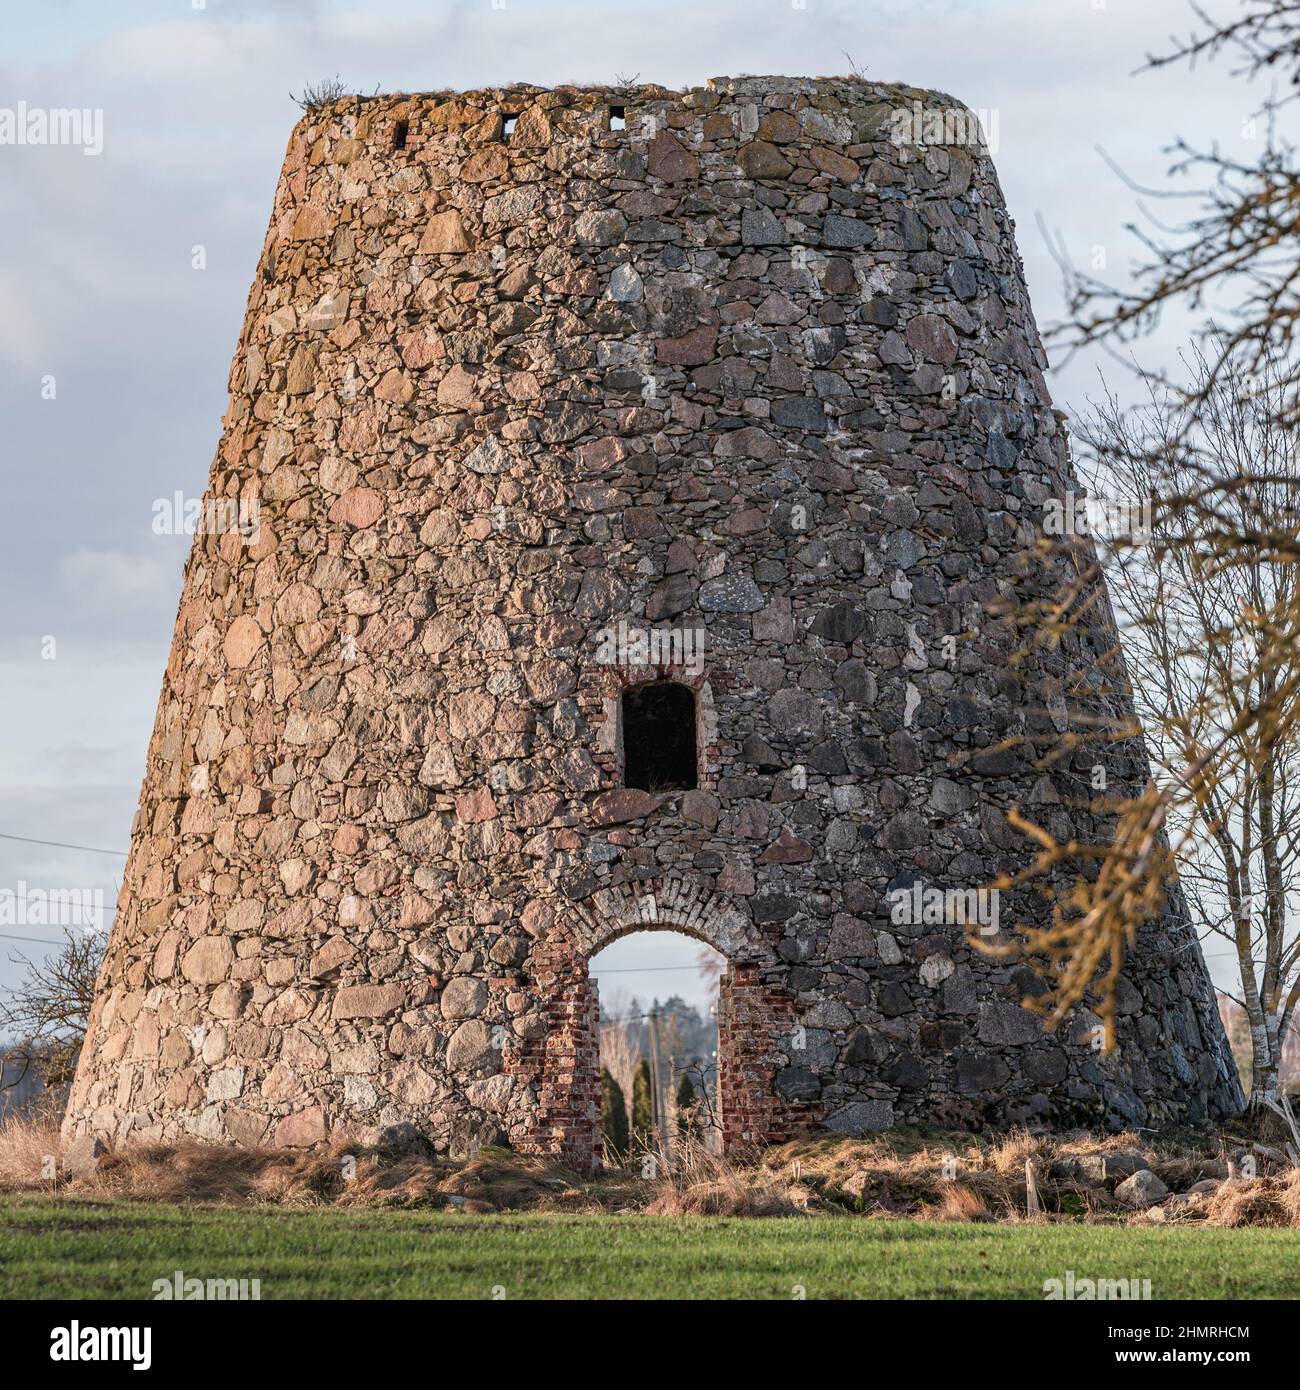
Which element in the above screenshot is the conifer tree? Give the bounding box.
[600,1067,629,1158]
[630,1057,654,1148]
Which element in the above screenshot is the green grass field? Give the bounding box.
[2,1195,1297,1299]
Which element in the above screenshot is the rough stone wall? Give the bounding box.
[64,75,1243,1161]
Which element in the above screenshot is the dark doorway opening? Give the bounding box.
[622,682,697,792]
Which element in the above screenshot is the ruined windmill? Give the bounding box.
[64,77,1242,1167]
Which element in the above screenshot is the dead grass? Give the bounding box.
[914,1183,993,1222]
[0,1116,612,1213]
[644,1139,810,1217]
[0,1114,59,1193]
[1202,1171,1300,1228]
[645,1173,807,1217]
[754,1125,1231,1221]
[2,1113,1293,1225]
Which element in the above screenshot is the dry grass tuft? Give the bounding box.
[645,1173,807,1217]
[643,1133,812,1217]
[754,1127,1209,1221]
[429,1148,611,1213]
[915,1183,992,1222]
[1202,1172,1300,1228]
[758,1131,1022,1217]
[985,1128,1047,1177]
[0,1114,61,1192]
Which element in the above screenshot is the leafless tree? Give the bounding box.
[1048,0,1300,427]
[678,1058,720,1137]
[1085,350,1300,1108]
[986,0,1300,1087]
[0,931,105,1107]
[977,346,1300,1109]
[694,943,723,998]
[598,991,642,1140]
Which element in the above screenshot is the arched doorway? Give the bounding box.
[591,929,723,1164]
[518,878,813,1168]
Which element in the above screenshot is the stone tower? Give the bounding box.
[64,76,1243,1164]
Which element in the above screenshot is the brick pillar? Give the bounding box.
[518,952,602,1169]
[717,964,816,1150]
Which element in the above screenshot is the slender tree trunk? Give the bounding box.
[1249,1046,1280,1110]
[1246,1002,1281,1110]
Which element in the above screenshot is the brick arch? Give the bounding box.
[516,877,811,1168]
[562,878,779,965]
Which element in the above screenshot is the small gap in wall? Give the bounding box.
[502,115,517,142]
[609,106,626,131]
[392,119,408,151]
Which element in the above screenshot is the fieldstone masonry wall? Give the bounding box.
[65,75,1243,1164]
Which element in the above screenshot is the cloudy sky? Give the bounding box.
[0,0,1259,1009]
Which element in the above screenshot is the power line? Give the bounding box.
[590,963,714,974]
[0,931,83,947]
[0,887,110,908]
[600,1008,713,1024]
[0,833,127,858]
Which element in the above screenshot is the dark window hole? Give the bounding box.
[622,682,697,793]
[392,119,408,150]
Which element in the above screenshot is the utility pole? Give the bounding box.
[667,1051,677,1147]
[646,1006,668,1168]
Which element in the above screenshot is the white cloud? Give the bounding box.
[59,547,177,604]
[0,271,51,370]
